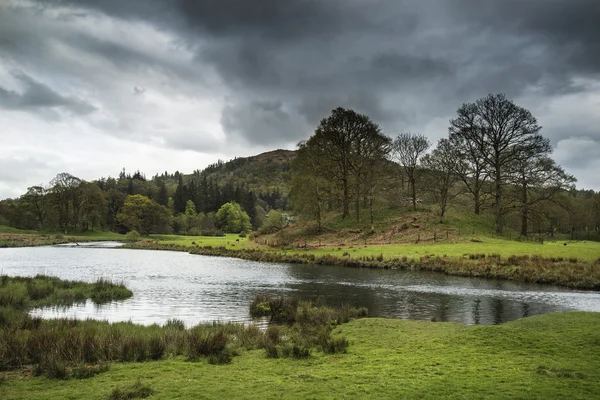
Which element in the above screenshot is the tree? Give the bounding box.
[215,201,251,233]
[185,200,197,216]
[49,173,82,231]
[290,141,330,232]
[306,108,383,218]
[449,93,547,233]
[422,138,461,218]
[173,175,186,214]
[22,186,50,229]
[391,133,431,210]
[117,194,170,234]
[509,152,576,236]
[264,210,285,232]
[448,131,489,215]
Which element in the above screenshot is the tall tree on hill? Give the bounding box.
[157,180,169,207]
[448,130,490,215]
[392,133,431,211]
[303,107,388,219]
[291,140,330,232]
[450,93,546,234]
[173,174,186,214]
[422,138,461,218]
[348,120,392,222]
[509,149,576,236]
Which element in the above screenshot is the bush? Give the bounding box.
[125,230,141,242]
[71,364,110,379]
[109,379,155,400]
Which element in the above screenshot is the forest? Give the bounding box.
[1,93,599,241]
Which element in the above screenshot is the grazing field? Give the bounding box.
[149,233,600,262]
[2,312,600,399]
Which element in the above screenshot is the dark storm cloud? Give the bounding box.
[221,100,309,145]
[0,72,95,116]
[2,0,600,189]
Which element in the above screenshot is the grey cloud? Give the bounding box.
[221,100,309,146]
[162,131,223,153]
[0,72,95,116]
[1,0,599,190]
[0,157,50,184]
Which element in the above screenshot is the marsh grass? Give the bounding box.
[0,274,367,380]
[108,379,154,400]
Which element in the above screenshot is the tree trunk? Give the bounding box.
[520,184,528,237]
[342,176,349,218]
[494,167,503,234]
[370,198,374,232]
[411,178,417,211]
[355,179,360,222]
[473,189,481,215]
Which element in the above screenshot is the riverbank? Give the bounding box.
[127,239,600,290]
[2,311,600,399]
[0,228,124,248]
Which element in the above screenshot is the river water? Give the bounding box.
[1,244,599,326]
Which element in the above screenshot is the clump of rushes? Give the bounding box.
[250,294,367,358]
[109,379,154,400]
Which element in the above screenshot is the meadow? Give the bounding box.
[2,312,600,399]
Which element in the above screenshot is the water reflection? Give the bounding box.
[0,246,599,326]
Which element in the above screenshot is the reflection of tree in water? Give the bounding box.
[472,299,481,325]
[267,263,575,326]
[492,298,504,325]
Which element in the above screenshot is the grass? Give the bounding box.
[0,275,132,309]
[2,312,600,399]
[0,227,124,247]
[0,282,367,381]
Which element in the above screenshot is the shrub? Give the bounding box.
[280,343,311,359]
[125,230,141,242]
[109,379,155,400]
[71,364,110,379]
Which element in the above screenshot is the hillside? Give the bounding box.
[258,207,498,247]
[198,149,296,196]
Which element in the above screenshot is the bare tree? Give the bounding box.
[509,151,576,236]
[392,133,431,210]
[422,138,461,218]
[449,93,545,234]
[448,130,490,215]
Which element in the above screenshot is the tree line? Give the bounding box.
[0,166,286,235]
[1,93,599,239]
[291,94,599,238]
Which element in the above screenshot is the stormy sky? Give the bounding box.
[1,0,599,198]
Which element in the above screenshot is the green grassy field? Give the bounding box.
[2,312,599,399]
[0,226,124,247]
[151,233,600,262]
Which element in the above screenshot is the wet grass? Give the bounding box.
[2,312,600,399]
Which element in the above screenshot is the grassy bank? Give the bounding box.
[2,312,600,399]
[128,240,600,290]
[0,225,124,247]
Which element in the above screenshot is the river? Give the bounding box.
[1,243,599,326]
